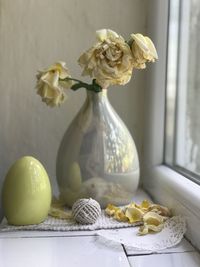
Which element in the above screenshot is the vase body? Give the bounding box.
[56,89,140,208]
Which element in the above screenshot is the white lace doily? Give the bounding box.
[97,215,186,251]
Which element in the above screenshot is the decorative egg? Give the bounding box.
[2,156,52,225]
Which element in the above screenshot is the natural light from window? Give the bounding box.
[165,0,200,182]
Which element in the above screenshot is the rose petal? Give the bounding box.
[49,207,72,220]
[41,71,59,88]
[145,37,158,59]
[131,33,149,52]
[149,204,171,217]
[96,29,108,42]
[143,211,164,226]
[114,210,128,222]
[125,207,144,223]
[105,204,121,216]
[138,223,164,235]
[96,29,119,42]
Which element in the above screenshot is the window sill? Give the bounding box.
[0,187,198,267]
[143,165,200,250]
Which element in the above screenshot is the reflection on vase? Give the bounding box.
[56,89,140,208]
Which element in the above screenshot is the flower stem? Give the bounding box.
[62,77,83,83]
[60,77,102,93]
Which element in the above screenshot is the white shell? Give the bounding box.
[72,198,101,224]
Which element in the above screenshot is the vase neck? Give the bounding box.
[83,89,111,115]
[86,88,107,97]
[86,89,108,103]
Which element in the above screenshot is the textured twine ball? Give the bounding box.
[72,198,101,224]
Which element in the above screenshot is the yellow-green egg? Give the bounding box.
[2,156,52,225]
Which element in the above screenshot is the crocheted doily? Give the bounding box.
[0,211,140,232]
[97,215,186,251]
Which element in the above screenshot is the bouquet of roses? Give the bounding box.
[36,29,158,107]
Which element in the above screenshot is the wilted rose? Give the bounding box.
[78,29,133,88]
[36,62,73,107]
[130,33,158,69]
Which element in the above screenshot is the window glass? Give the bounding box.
[165,0,200,181]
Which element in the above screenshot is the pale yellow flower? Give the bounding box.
[130,33,158,69]
[78,29,133,88]
[49,207,72,220]
[36,62,73,107]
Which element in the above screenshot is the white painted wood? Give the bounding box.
[164,0,180,165]
[0,236,129,267]
[142,0,168,170]
[175,0,191,166]
[129,252,200,267]
[145,166,200,220]
[125,238,195,256]
[144,165,200,250]
[143,0,200,251]
[0,230,96,239]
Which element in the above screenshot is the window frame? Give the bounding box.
[164,0,200,185]
[143,0,200,250]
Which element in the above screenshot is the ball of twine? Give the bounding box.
[72,198,101,224]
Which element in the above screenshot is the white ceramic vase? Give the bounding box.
[56,89,140,208]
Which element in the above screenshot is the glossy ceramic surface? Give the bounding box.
[56,89,140,207]
[2,156,51,225]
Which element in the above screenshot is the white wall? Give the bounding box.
[0,0,147,218]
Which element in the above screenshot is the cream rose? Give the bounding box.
[130,33,158,69]
[36,62,73,107]
[78,29,133,88]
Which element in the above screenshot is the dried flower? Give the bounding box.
[125,206,144,223]
[36,62,73,107]
[49,207,72,220]
[105,200,171,235]
[138,211,165,235]
[35,30,158,106]
[105,204,121,216]
[78,29,133,88]
[130,33,158,69]
[149,204,171,217]
[114,210,128,222]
